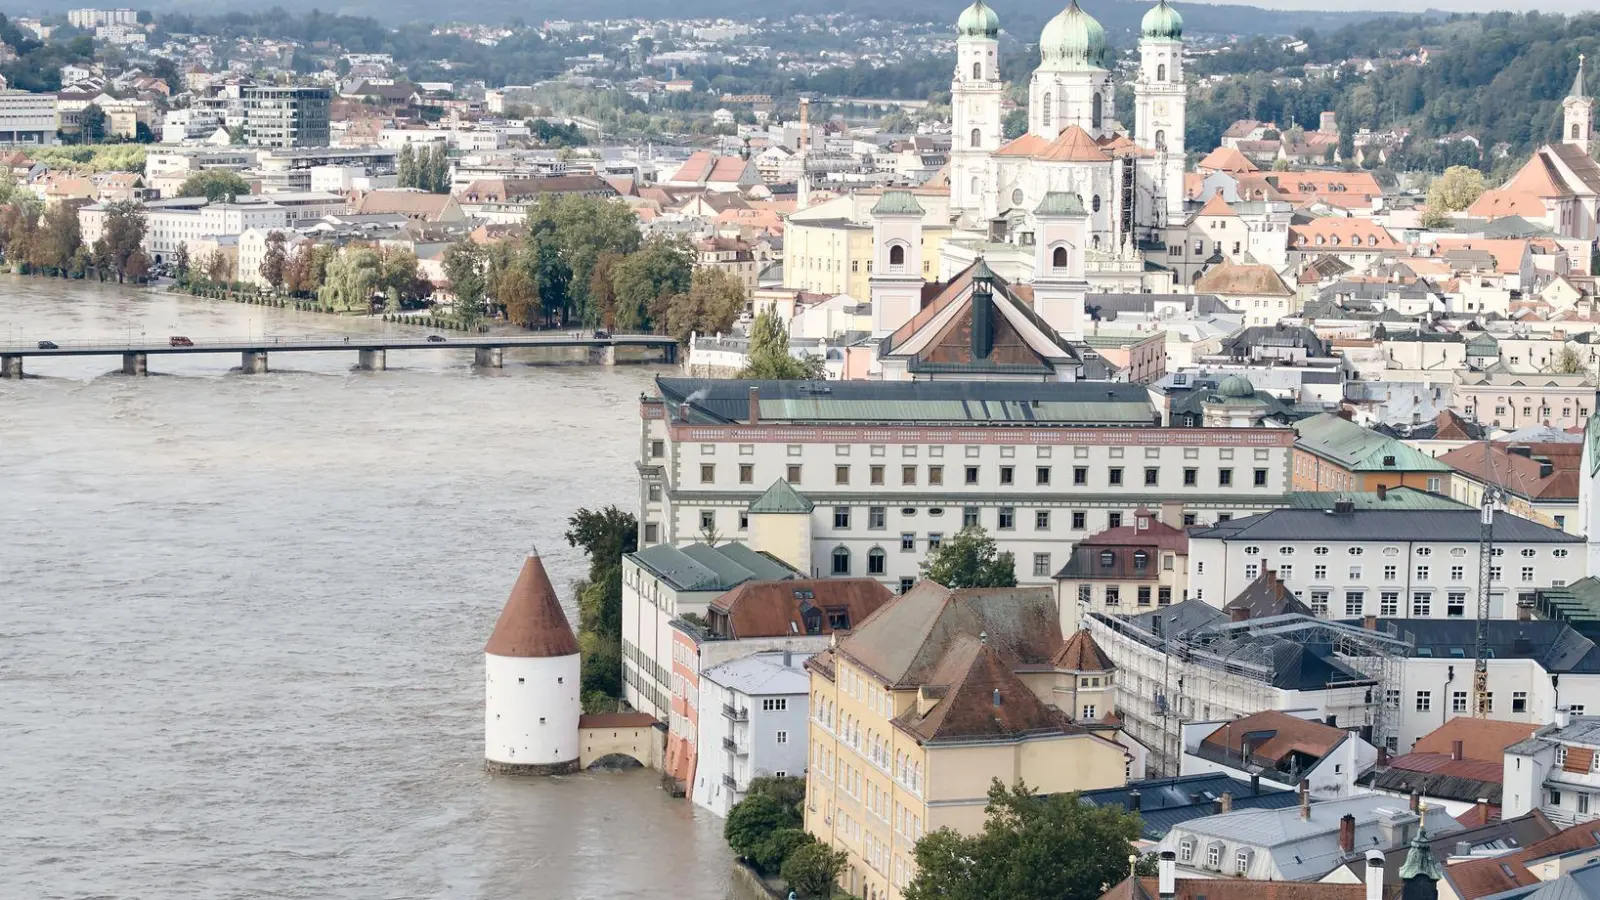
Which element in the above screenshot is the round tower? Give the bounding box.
[484,544,582,775]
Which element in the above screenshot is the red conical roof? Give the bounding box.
[484,545,580,658]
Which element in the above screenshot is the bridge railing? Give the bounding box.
[0,333,673,352]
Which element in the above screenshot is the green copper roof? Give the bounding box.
[1034,191,1087,217]
[957,0,1000,38]
[1141,0,1183,40]
[1399,825,1443,883]
[871,190,925,217]
[971,257,996,282]
[1216,373,1255,398]
[1292,413,1452,473]
[1039,0,1107,72]
[748,479,814,514]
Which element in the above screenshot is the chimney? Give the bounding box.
[748,386,760,425]
[1299,779,1311,820]
[1130,789,1142,811]
[1334,498,1356,515]
[1454,841,1471,858]
[1213,798,1225,815]
[1557,707,1572,728]
[1377,745,1389,767]
[782,647,792,668]
[1221,792,1233,813]
[1366,852,1386,900]
[678,401,690,421]
[1451,740,1463,762]
[971,274,995,360]
[1230,606,1250,623]
[1409,789,1420,813]
[1377,484,1388,500]
[1364,614,1378,631]
[1340,813,1357,854]
[1519,603,1533,622]
[1476,798,1489,822]
[992,688,1002,708]
[1251,773,1261,795]
[1159,851,1177,899]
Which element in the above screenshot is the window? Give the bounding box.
[1146,467,1159,486]
[1416,690,1432,712]
[835,465,850,485]
[832,547,850,575]
[1033,553,1051,577]
[1345,591,1365,617]
[1522,566,1535,583]
[1348,565,1363,580]
[1385,689,1401,709]
[762,698,789,711]
[901,533,916,552]
[1314,565,1328,580]
[1446,592,1466,617]
[1384,565,1397,581]
[1451,565,1465,581]
[1310,591,1330,615]
[1106,586,1121,606]
[869,507,886,530]
[899,577,915,594]
[963,507,980,528]
[1052,246,1068,268]
[870,465,885,486]
[1000,466,1014,485]
[1108,512,1123,528]
[1138,586,1153,606]
[776,730,788,744]
[868,548,886,575]
[965,466,979,485]
[834,507,851,529]
[700,464,715,483]
[1513,691,1528,713]
[787,464,801,483]
[1207,844,1221,869]
[650,439,664,458]
[700,509,714,531]
[1417,566,1430,581]
[1180,842,1195,863]
[1218,468,1233,487]
[644,522,659,543]
[1072,511,1087,530]
[998,507,1015,530]
[1074,467,1088,485]
[1453,691,1468,713]
[1414,592,1433,616]
[1254,469,1268,487]
[1036,510,1051,530]
[1235,850,1250,876]
[928,533,943,549]
[1183,468,1197,486]
[648,483,661,502]
[889,245,905,267]
[928,465,943,486]
[737,463,753,484]
[1109,467,1124,486]
[1159,586,1173,605]
[1381,591,1400,615]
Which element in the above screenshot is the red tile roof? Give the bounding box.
[484,548,580,658]
[1201,710,1347,766]
[1052,629,1114,672]
[1445,820,1600,900]
[708,578,892,639]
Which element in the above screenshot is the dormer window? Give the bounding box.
[1100,550,1116,568]
[1134,551,1149,570]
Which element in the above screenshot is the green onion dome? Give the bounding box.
[957,0,1000,38]
[1040,0,1107,71]
[1141,0,1184,40]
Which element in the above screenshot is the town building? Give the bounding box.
[804,582,1132,900]
[1504,714,1600,826]
[1362,717,1539,820]
[1185,506,1584,619]
[1453,372,1598,432]
[694,650,811,817]
[0,90,58,147]
[1292,413,1454,494]
[1180,709,1378,800]
[1440,442,1582,534]
[242,86,333,149]
[637,377,1297,591]
[1054,505,1190,617]
[1078,772,1304,840]
[1437,819,1600,900]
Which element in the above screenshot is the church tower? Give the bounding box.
[1135,0,1187,222]
[1031,192,1090,340]
[484,544,582,776]
[868,190,927,337]
[1030,1,1115,140]
[1565,55,1593,156]
[951,1,1003,218]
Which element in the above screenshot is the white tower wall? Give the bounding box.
[869,210,926,336]
[952,33,1003,217]
[1135,36,1187,222]
[485,651,582,774]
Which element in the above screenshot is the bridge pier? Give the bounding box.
[589,344,617,367]
[357,348,386,371]
[0,354,21,379]
[120,352,148,376]
[240,350,269,374]
[659,343,678,365]
[474,346,503,368]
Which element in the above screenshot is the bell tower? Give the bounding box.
[951,1,1003,218]
[1565,54,1593,156]
[1135,0,1187,221]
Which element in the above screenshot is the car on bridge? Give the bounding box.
[169,336,194,347]
[593,329,610,339]
[426,334,447,343]
[37,340,58,350]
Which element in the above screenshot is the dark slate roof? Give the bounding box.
[1363,759,1505,805]
[1078,773,1303,839]
[1085,293,1239,320]
[1189,509,1581,544]
[1285,489,1471,511]
[655,377,1157,427]
[1220,325,1332,357]
[1337,619,1600,672]
[1126,597,1228,636]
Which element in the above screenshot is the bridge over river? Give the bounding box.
[0,332,678,377]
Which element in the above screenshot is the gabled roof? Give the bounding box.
[1198,192,1239,217]
[898,634,1075,743]
[1437,442,1579,502]
[1225,569,1314,619]
[484,546,579,658]
[1195,259,1294,297]
[1080,773,1304,839]
[880,259,1083,375]
[1198,145,1260,173]
[628,541,799,592]
[1107,876,1377,900]
[996,126,1111,162]
[708,578,891,639]
[1444,821,1600,900]
[1200,710,1348,766]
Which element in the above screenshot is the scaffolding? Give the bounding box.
[1088,611,1411,777]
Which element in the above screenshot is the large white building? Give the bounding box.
[638,377,1297,592]
[0,91,58,147]
[694,650,812,816]
[1186,506,1585,618]
[483,546,583,776]
[1505,714,1600,826]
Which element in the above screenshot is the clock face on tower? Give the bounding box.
[1153,101,1169,119]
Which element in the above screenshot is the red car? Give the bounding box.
[169,336,194,347]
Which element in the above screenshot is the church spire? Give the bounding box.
[1575,54,1589,100]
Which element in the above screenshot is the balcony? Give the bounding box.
[722,704,748,722]
[723,773,738,789]
[722,736,747,755]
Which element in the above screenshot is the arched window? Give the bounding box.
[970,127,981,148]
[970,176,979,197]
[832,545,851,574]
[1155,129,1166,150]
[1575,124,1582,139]
[888,244,905,268]
[972,61,982,80]
[1092,235,1101,249]
[1052,245,1068,268]
[1092,92,1104,129]
[1043,93,1053,127]
[1157,63,1166,81]
[868,546,886,575]
[1092,194,1101,213]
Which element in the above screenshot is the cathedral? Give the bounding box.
[946,0,1188,257]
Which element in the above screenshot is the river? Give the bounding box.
[0,278,745,899]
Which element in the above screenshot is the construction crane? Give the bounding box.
[1473,484,1504,718]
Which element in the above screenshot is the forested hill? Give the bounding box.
[1188,12,1600,174]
